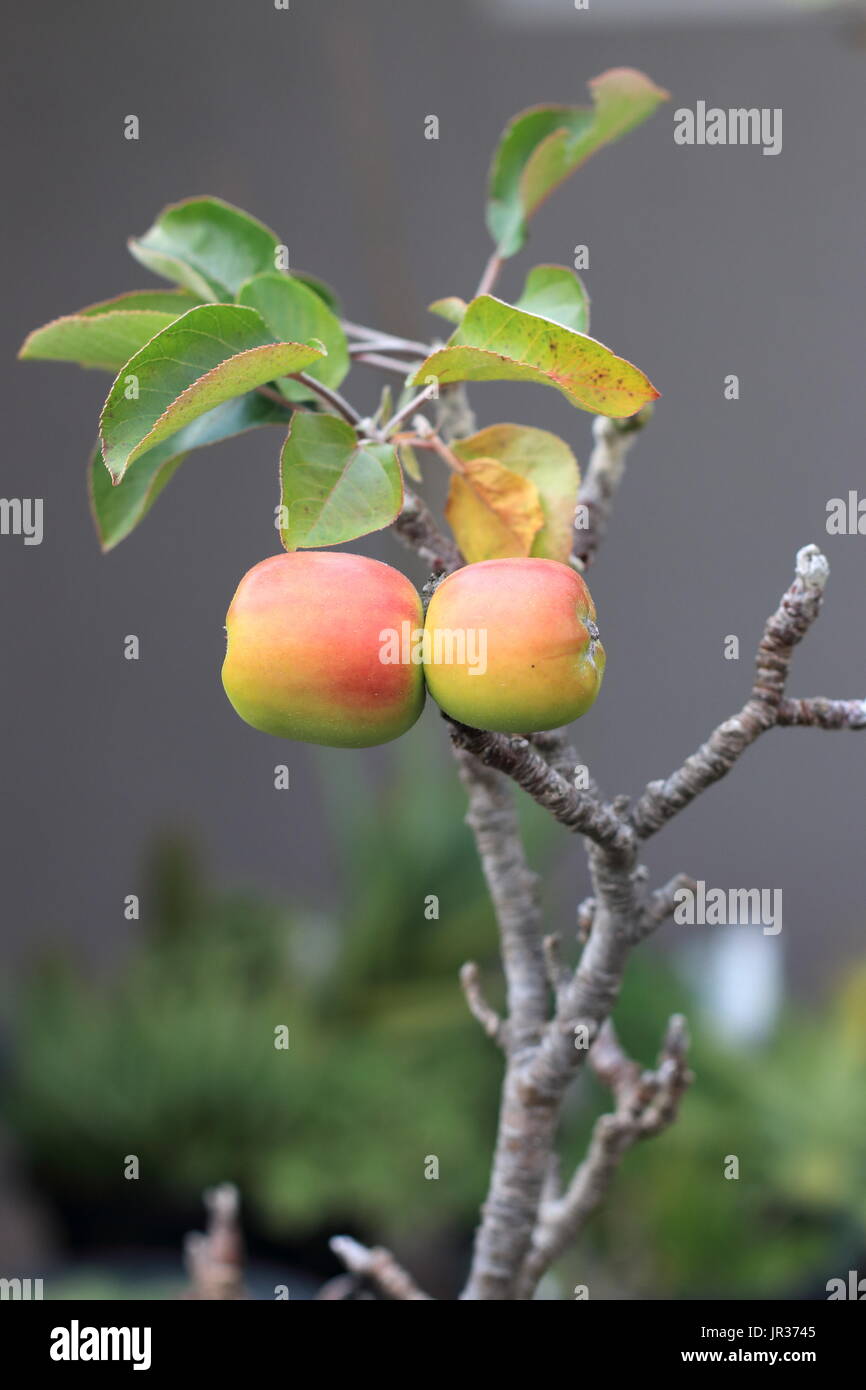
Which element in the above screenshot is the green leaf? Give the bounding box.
[293,272,342,315]
[99,303,325,481]
[428,296,468,326]
[89,391,289,551]
[377,384,394,429]
[128,197,282,300]
[237,272,349,396]
[279,413,403,550]
[487,68,669,258]
[515,265,590,335]
[19,289,204,373]
[396,440,422,483]
[413,294,658,417]
[78,290,202,316]
[452,424,580,563]
[19,309,182,372]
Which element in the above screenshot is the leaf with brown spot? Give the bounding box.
[413,294,658,418]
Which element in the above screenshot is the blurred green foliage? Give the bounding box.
[558,955,866,1299]
[5,723,866,1296]
[5,723,543,1242]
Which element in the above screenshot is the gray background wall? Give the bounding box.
[1,0,863,992]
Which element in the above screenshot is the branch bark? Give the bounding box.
[448,723,632,851]
[452,541,861,1297]
[454,750,558,1300]
[516,1016,692,1297]
[288,372,362,426]
[183,1183,248,1301]
[629,544,857,838]
[573,407,653,568]
[329,1236,432,1301]
[460,961,505,1046]
[777,695,866,729]
[391,487,463,573]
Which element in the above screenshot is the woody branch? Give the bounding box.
[452,532,861,1297]
[515,1015,693,1298]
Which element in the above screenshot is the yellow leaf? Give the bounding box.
[452,424,579,564]
[445,455,544,563]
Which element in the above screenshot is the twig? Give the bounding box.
[777,696,866,729]
[316,1272,370,1300]
[637,872,697,938]
[409,432,466,475]
[460,962,506,1046]
[573,407,653,569]
[255,384,295,412]
[386,382,439,436]
[515,1016,692,1297]
[475,252,504,299]
[391,487,463,573]
[352,350,416,376]
[630,545,856,837]
[449,547,861,856]
[183,1183,248,1300]
[453,751,547,1052]
[448,723,632,852]
[348,340,417,361]
[288,372,362,425]
[342,320,430,357]
[329,1236,432,1300]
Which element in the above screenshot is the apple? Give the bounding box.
[422,557,605,733]
[222,552,425,747]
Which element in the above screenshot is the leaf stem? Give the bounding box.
[288,373,362,426]
[350,350,416,377]
[475,252,504,299]
[407,432,465,475]
[342,320,430,357]
[256,385,295,411]
[384,382,438,436]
